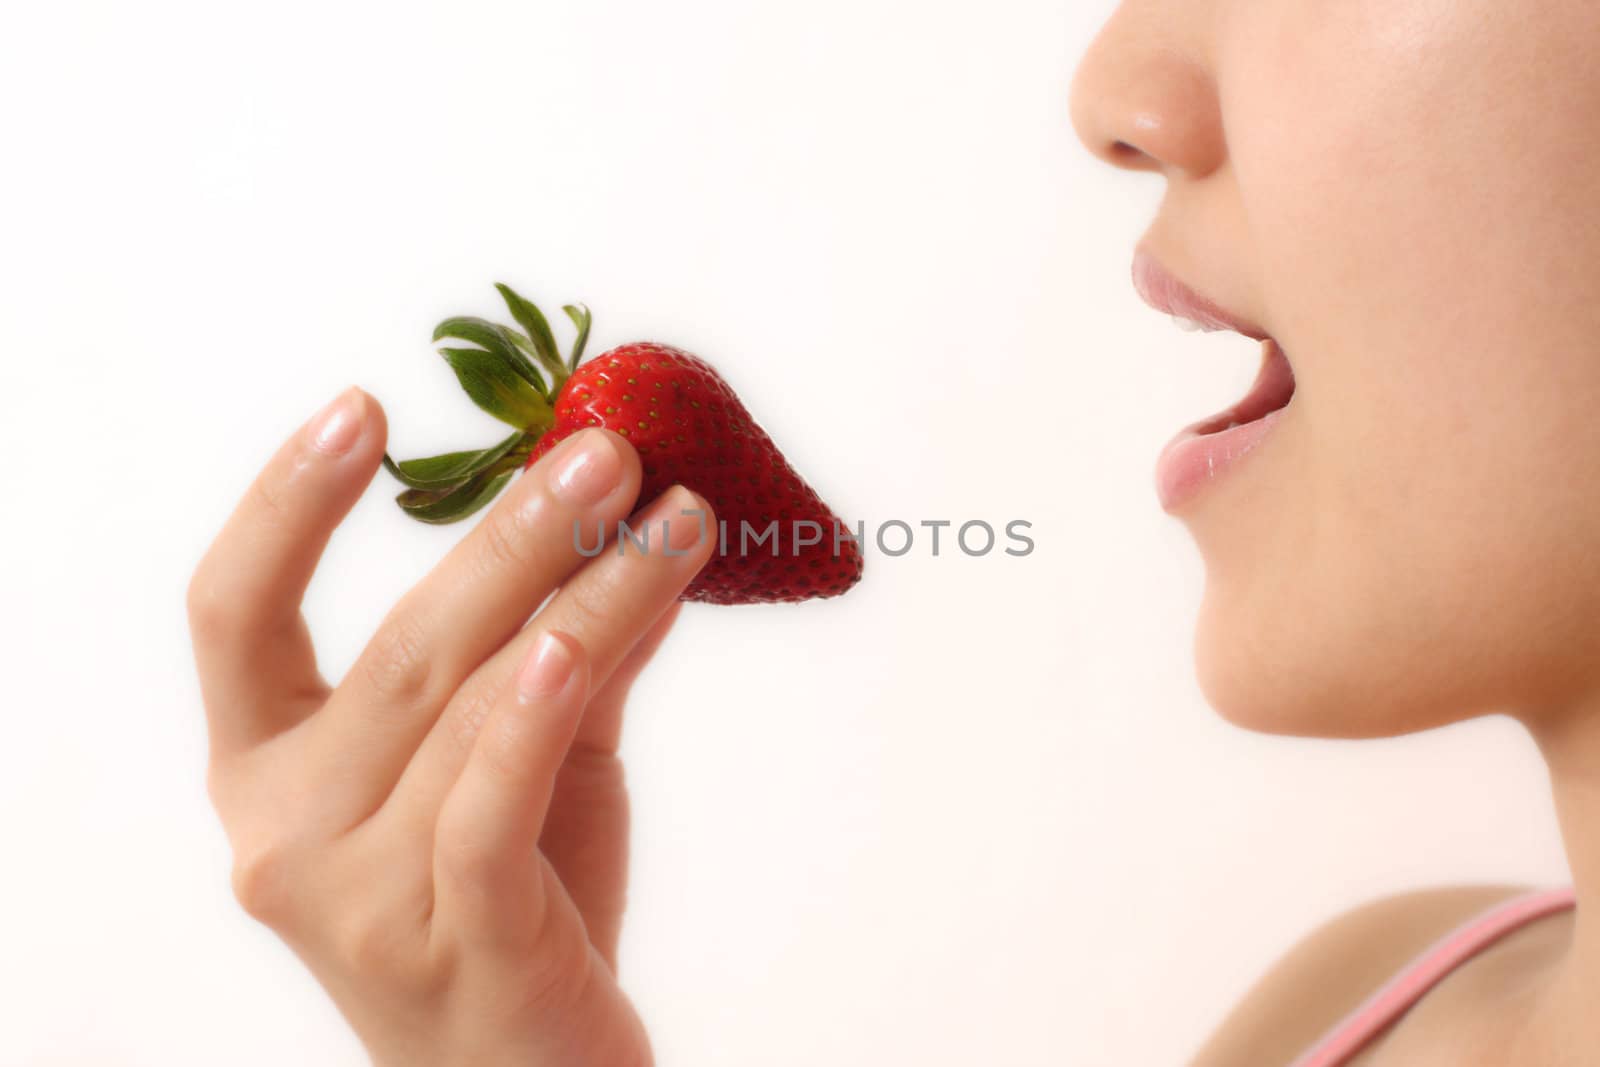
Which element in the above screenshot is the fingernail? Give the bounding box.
[647,486,707,554]
[516,632,576,704]
[550,430,623,505]
[310,388,364,456]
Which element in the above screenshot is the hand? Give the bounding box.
[187,387,714,1067]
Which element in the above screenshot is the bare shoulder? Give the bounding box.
[1187,882,1538,1067]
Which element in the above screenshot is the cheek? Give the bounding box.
[1227,0,1600,379]
[1187,0,1600,733]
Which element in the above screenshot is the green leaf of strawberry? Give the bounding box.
[494,282,567,384]
[437,346,554,431]
[384,283,864,604]
[431,316,546,394]
[396,464,519,524]
[381,429,526,491]
[561,302,592,371]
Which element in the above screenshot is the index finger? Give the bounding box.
[187,387,386,755]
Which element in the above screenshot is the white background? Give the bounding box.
[0,1,1570,1064]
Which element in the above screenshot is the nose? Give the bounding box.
[1068,4,1225,179]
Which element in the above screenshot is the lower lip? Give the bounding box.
[1154,340,1295,513]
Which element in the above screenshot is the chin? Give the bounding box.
[1189,598,1467,741]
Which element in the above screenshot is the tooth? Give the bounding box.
[1171,313,1205,332]
[1225,419,1241,430]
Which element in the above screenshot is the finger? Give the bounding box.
[539,600,683,970]
[377,487,713,836]
[187,387,386,755]
[573,598,682,755]
[315,427,641,820]
[431,630,590,944]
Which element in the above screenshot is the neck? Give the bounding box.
[1512,704,1600,1058]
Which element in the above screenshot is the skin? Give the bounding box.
[188,390,714,1066]
[1070,0,1600,1063]
[188,2,1600,1062]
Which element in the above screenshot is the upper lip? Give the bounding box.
[1131,245,1271,342]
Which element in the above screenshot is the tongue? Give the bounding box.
[1200,339,1295,434]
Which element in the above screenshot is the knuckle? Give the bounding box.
[478,503,538,574]
[359,608,433,704]
[247,472,290,529]
[560,576,614,634]
[229,838,299,925]
[435,828,496,892]
[433,798,493,890]
[548,750,630,853]
[476,714,534,783]
[185,566,229,636]
[445,685,496,758]
[431,855,592,1015]
[508,898,594,1017]
[330,910,415,978]
[433,796,519,895]
[556,744,626,801]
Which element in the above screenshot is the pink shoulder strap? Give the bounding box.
[1285,884,1577,1067]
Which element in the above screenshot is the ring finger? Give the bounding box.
[312,428,641,824]
[377,484,715,836]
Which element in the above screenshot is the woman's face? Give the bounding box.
[1069,0,1600,738]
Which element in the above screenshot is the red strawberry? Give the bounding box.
[383,283,863,605]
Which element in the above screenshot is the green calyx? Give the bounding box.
[381,282,594,524]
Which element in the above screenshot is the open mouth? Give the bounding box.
[1191,338,1296,435]
[1128,246,1298,437]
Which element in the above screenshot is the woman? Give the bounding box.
[187,1,1600,1064]
[1069,2,1598,1064]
